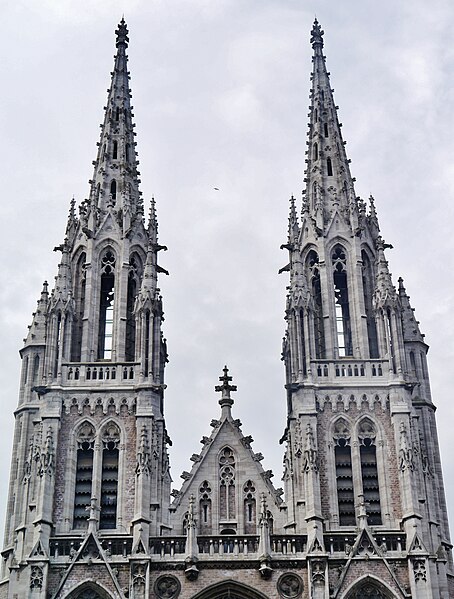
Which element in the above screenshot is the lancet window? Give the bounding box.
[112,140,118,159]
[199,480,212,534]
[219,447,236,524]
[361,250,379,358]
[73,422,96,529]
[358,419,382,525]
[110,179,117,202]
[332,245,353,357]
[327,156,333,176]
[313,142,318,160]
[243,480,256,534]
[333,419,355,526]
[98,250,116,360]
[71,252,86,361]
[99,422,120,529]
[144,310,151,376]
[53,312,62,378]
[125,253,142,361]
[306,250,325,358]
[33,355,40,382]
[333,418,383,527]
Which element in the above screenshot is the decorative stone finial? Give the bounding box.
[215,366,237,417]
[116,18,129,48]
[310,18,324,49]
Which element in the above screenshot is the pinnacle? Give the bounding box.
[115,18,129,48]
[310,18,324,49]
[215,365,237,417]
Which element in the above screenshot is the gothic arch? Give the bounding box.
[191,580,269,599]
[64,580,114,599]
[343,575,398,599]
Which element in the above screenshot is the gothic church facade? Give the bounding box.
[1,19,452,599]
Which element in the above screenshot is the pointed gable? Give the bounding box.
[169,367,285,536]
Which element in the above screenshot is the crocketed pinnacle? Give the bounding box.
[398,278,425,343]
[373,237,398,309]
[24,282,49,347]
[86,19,143,230]
[304,19,357,231]
[49,239,73,312]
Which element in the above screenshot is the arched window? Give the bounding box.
[73,422,95,529]
[125,143,130,162]
[33,355,40,382]
[324,122,329,137]
[110,179,117,202]
[22,356,29,385]
[332,245,353,357]
[385,308,396,373]
[333,419,355,526]
[243,480,256,534]
[362,250,379,358]
[144,310,151,377]
[358,419,382,525]
[346,580,391,599]
[313,142,318,161]
[306,250,325,359]
[327,156,333,176]
[125,254,142,361]
[53,312,62,378]
[219,447,236,525]
[115,106,120,121]
[71,252,86,361]
[199,480,212,534]
[112,140,118,159]
[314,108,318,122]
[99,422,120,529]
[98,250,116,360]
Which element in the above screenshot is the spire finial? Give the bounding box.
[215,365,237,417]
[310,18,324,49]
[116,18,129,48]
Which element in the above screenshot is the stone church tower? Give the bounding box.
[1,18,452,599]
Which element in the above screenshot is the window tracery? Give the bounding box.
[332,245,352,357]
[73,422,96,529]
[219,447,236,523]
[98,250,116,360]
[199,480,212,533]
[243,480,256,534]
[306,250,325,359]
[100,422,120,529]
[125,253,143,361]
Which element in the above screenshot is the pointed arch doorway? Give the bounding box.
[191,580,269,599]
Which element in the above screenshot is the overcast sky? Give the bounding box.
[1,0,453,543]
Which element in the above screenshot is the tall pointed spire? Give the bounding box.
[304,19,357,231]
[87,18,143,233]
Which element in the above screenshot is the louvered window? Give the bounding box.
[73,423,95,529]
[99,423,120,529]
[358,420,382,525]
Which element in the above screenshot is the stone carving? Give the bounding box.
[154,574,181,598]
[39,426,54,476]
[30,565,44,589]
[413,559,427,583]
[302,423,318,472]
[132,563,147,589]
[277,572,304,598]
[294,419,303,457]
[136,425,150,475]
[399,422,414,472]
[311,560,326,585]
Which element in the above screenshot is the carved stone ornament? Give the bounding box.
[399,422,414,472]
[132,563,147,589]
[154,574,181,598]
[413,558,427,583]
[136,425,150,475]
[30,565,44,589]
[311,559,326,586]
[302,423,318,472]
[277,572,304,598]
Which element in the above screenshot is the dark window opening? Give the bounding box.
[53,312,62,378]
[115,106,120,121]
[335,438,355,526]
[125,255,142,362]
[71,253,86,362]
[362,250,379,358]
[99,439,119,529]
[313,142,318,161]
[360,437,382,525]
[112,140,118,159]
[144,311,150,377]
[327,157,333,176]
[307,250,325,359]
[126,143,130,162]
[73,440,94,529]
[324,122,329,137]
[110,179,116,202]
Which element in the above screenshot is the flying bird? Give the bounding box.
[213,187,219,191]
